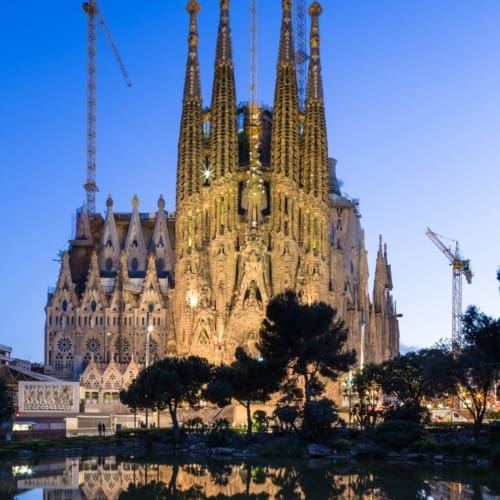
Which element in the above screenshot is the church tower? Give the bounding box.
[45,1,399,391]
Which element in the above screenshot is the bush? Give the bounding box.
[252,410,269,433]
[302,398,339,443]
[333,438,352,452]
[383,403,430,424]
[254,436,303,457]
[373,420,425,450]
[183,417,206,433]
[411,435,437,452]
[206,419,237,447]
[273,405,300,433]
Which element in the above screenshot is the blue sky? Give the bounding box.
[1,1,500,362]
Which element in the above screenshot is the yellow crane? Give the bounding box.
[426,227,472,349]
[82,1,131,214]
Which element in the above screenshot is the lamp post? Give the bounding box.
[146,303,154,368]
[359,307,366,370]
[145,303,154,428]
[343,370,354,426]
[103,332,111,364]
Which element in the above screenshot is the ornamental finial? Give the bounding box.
[132,194,139,209]
[308,1,323,16]
[186,0,200,15]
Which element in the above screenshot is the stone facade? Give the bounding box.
[44,1,399,394]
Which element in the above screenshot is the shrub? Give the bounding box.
[373,420,425,450]
[273,405,300,433]
[383,403,430,425]
[183,417,206,433]
[252,410,269,433]
[254,436,303,457]
[302,398,339,443]
[206,419,237,447]
[333,438,352,452]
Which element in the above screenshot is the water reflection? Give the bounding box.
[3,455,499,499]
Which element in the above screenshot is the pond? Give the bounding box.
[3,454,499,499]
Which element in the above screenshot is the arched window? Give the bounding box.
[55,352,64,372]
[65,353,74,372]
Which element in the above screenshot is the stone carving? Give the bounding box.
[19,382,79,413]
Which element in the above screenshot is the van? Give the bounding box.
[430,409,469,423]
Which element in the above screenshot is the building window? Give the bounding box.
[65,353,74,372]
[55,353,64,372]
[57,337,73,353]
[103,392,120,404]
[85,391,99,404]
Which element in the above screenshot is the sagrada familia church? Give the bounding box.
[43,0,399,408]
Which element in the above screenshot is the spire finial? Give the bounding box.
[186,1,200,47]
[308,1,322,16]
[186,0,200,15]
[132,194,139,209]
[157,195,165,210]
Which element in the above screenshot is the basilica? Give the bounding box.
[44,1,399,409]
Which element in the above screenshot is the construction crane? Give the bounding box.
[82,1,131,214]
[426,227,472,349]
[294,0,307,111]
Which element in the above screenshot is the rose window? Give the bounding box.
[114,338,130,354]
[86,337,101,353]
[57,337,73,353]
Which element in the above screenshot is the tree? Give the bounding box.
[369,350,453,423]
[353,364,384,428]
[0,376,15,426]
[123,356,212,439]
[452,306,500,438]
[119,380,145,428]
[258,290,356,405]
[204,347,280,436]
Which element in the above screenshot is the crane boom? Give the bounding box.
[425,227,472,349]
[82,1,131,214]
[98,15,132,87]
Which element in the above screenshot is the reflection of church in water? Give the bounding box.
[17,457,481,499]
[44,0,399,401]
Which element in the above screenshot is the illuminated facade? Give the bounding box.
[44,1,399,386]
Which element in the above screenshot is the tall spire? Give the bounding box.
[176,0,204,204]
[373,235,390,312]
[301,2,328,201]
[209,0,238,180]
[271,0,300,181]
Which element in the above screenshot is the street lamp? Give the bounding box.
[103,332,111,364]
[343,370,354,426]
[146,324,153,368]
[359,308,366,370]
[146,303,154,368]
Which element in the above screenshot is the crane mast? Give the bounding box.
[82,1,131,214]
[426,227,472,349]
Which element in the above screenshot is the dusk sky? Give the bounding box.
[2,1,500,362]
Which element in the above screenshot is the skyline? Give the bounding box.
[2,0,500,362]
